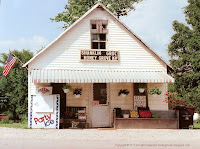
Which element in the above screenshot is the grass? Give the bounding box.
[194,120,200,129]
[0,123,28,129]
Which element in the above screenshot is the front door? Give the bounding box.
[91,83,110,127]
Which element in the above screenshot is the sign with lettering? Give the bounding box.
[80,50,119,62]
[134,96,146,110]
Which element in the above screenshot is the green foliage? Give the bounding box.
[148,86,162,95]
[0,119,13,124]
[0,49,33,120]
[50,0,142,29]
[152,114,159,118]
[138,83,146,88]
[168,0,200,112]
[194,120,200,129]
[20,114,28,124]
[62,84,73,91]
[73,88,82,95]
[164,84,186,109]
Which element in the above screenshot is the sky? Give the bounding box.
[0,0,188,63]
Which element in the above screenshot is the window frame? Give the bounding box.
[90,20,108,50]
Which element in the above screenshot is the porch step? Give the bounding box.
[98,128,116,130]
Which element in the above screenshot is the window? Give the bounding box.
[90,20,108,49]
[100,34,106,41]
[92,24,96,29]
[91,34,107,49]
[93,83,107,104]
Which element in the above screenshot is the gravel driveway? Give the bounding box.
[0,127,200,149]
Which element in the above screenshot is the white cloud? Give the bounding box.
[0,35,49,54]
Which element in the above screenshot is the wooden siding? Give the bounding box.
[110,83,133,110]
[28,8,166,72]
[66,83,90,123]
[148,83,168,110]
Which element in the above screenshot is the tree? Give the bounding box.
[50,0,142,29]
[0,50,33,120]
[168,0,200,112]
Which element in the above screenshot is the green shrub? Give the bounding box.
[3,111,13,120]
[20,114,28,124]
[148,86,162,95]
[0,118,13,124]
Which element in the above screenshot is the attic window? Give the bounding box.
[102,24,106,29]
[92,24,96,29]
[91,34,106,49]
[100,34,106,41]
[90,20,108,49]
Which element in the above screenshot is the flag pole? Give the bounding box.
[9,50,28,71]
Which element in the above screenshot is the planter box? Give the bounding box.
[123,114,129,118]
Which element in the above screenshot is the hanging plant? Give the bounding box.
[118,89,129,97]
[138,84,146,93]
[73,88,82,95]
[148,86,162,95]
[62,84,73,93]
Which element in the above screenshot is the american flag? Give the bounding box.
[3,52,17,77]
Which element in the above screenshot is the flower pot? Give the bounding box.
[121,93,126,98]
[74,94,81,98]
[185,106,197,115]
[151,94,158,98]
[123,114,129,118]
[63,89,69,93]
[139,88,145,93]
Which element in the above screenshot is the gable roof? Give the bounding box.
[23,2,171,68]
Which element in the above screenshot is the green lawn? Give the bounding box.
[194,120,200,129]
[0,123,28,129]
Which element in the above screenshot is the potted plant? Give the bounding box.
[152,113,159,118]
[118,89,129,97]
[148,86,162,96]
[71,121,79,128]
[138,84,146,93]
[73,88,82,98]
[62,84,73,93]
[164,90,186,109]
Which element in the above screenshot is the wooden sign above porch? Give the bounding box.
[80,50,119,62]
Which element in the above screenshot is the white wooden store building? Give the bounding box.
[23,3,175,129]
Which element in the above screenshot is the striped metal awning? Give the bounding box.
[31,69,174,83]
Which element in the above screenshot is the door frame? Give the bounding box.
[90,83,111,127]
